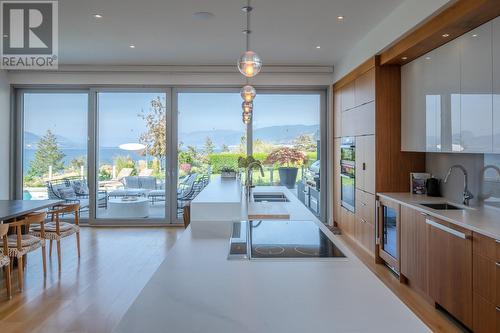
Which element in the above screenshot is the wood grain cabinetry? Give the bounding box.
[355,135,375,194]
[333,138,341,226]
[341,81,355,111]
[341,102,375,137]
[339,206,355,238]
[472,232,500,333]
[355,189,375,256]
[355,68,375,106]
[427,217,473,329]
[400,206,428,294]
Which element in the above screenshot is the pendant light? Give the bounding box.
[238,0,262,124]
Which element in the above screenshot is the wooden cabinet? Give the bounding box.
[427,217,473,329]
[472,232,500,333]
[341,81,355,111]
[355,135,375,194]
[400,206,428,294]
[340,206,355,238]
[333,138,341,225]
[355,68,375,106]
[493,16,500,153]
[334,88,342,138]
[459,22,493,153]
[341,102,375,137]
[355,189,375,255]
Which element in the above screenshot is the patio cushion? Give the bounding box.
[71,179,89,195]
[32,222,75,232]
[49,183,68,199]
[2,234,41,247]
[139,176,157,190]
[58,187,77,200]
[148,190,165,197]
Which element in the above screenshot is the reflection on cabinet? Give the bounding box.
[472,232,500,333]
[341,102,375,137]
[427,217,472,329]
[493,17,500,153]
[355,135,375,194]
[400,206,428,294]
[460,23,493,153]
[402,18,499,153]
[341,81,355,111]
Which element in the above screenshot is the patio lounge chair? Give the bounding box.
[107,176,160,198]
[177,175,209,217]
[148,173,198,204]
[46,178,108,212]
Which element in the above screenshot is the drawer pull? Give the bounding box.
[361,218,366,224]
[496,262,500,267]
[425,219,469,240]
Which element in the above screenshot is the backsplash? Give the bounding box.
[425,153,500,207]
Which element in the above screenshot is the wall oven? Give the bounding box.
[340,137,356,213]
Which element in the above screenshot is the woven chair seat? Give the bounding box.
[30,223,79,241]
[0,254,9,267]
[0,235,43,258]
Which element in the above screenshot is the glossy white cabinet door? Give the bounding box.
[401,55,426,151]
[428,38,461,152]
[493,17,500,153]
[460,23,493,153]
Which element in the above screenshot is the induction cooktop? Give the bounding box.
[228,220,346,260]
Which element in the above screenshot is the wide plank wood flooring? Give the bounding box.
[0,227,183,333]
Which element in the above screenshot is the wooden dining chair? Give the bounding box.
[0,224,12,299]
[2,212,47,291]
[31,203,80,272]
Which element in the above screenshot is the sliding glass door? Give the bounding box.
[94,91,169,223]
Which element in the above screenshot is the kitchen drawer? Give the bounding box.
[355,190,375,224]
[473,253,498,305]
[340,207,355,237]
[473,293,499,333]
[473,232,500,262]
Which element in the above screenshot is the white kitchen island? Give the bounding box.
[113,178,430,333]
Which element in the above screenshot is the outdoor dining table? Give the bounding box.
[0,200,63,223]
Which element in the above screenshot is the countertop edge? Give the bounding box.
[377,193,500,240]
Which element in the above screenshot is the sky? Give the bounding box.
[24,91,321,148]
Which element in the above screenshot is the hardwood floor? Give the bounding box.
[0,227,184,333]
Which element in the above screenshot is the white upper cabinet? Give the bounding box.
[493,17,500,153]
[459,22,493,153]
[402,19,495,153]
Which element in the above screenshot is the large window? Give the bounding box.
[252,93,323,217]
[22,92,88,201]
[177,91,245,221]
[97,92,168,220]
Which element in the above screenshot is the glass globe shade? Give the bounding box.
[242,111,252,124]
[242,101,253,113]
[240,85,256,102]
[237,51,262,77]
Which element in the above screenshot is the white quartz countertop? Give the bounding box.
[113,182,430,333]
[192,176,242,203]
[378,192,500,240]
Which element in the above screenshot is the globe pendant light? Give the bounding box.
[242,101,253,113]
[240,85,256,102]
[238,51,262,77]
[242,111,252,124]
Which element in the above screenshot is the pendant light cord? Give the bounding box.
[246,0,251,51]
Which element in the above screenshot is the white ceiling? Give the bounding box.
[58,0,405,66]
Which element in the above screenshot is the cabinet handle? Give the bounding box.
[497,307,500,312]
[425,219,469,240]
[496,262,500,268]
[362,162,366,171]
[361,218,366,224]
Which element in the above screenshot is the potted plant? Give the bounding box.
[220,166,237,179]
[264,147,307,189]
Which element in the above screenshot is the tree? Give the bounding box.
[139,96,167,160]
[293,134,316,152]
[204,136,215,155]
[221,144,230,153]
[27,129,65,178]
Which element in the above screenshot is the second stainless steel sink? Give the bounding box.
[420,203,463,210]
[253,193,290,203]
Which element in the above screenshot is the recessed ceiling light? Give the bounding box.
[401,56,408,60]
[442,33,450,38]
[337,15,344,21]
[129,44,136,49]
[472,34,478,37]
[425,56,431,60]
[316,45,321,49]
[192,11,215,20]
[93,14,103,19]
[3,34,8,38]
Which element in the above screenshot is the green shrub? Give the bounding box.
[207,153,243,173]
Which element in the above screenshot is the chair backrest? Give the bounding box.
[139,176,157,190]
[46,180,71,200]
[123,176,140,189]
[116,168,133,180]
[0,224,8,238]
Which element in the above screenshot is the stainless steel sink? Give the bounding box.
[253,193,290,203]
[420,203,463,210]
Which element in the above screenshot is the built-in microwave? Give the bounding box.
[340,137,356,213]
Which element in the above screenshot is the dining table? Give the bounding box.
[0,200,63,222]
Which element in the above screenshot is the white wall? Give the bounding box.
[333,0,451,82]
[0,70,10,199]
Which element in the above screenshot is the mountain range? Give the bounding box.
[24,124,320,149]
